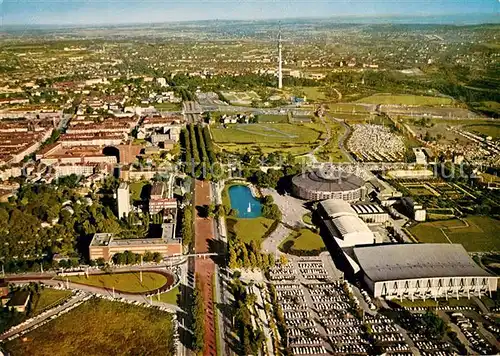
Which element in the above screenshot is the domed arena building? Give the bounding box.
[292,165,366,202]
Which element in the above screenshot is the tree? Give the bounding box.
[279,254,288,266]
[143,251,154,262]
[192,278,205,354]
[152,252,162,263]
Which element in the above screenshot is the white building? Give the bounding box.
[117,182,131,219]
[354,244,497,300]
[318,199,375,247]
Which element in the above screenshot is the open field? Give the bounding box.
[4,298,176,356]
[212,123,320,144]
[409,216,500,252]
[226,217,275,246]
[64,272,170,293]
[32,289,72,315]
[356,94,454,106]
[257,114,289,123]
[464,123,500,139]
[279,228,326,255]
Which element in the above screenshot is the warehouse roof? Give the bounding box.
[354,244,492,282]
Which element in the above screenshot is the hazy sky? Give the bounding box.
[1,0,499,25]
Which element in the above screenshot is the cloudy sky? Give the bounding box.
[1,0,498,25]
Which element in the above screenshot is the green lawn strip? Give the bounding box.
[4,298,176,356]
[157,285,180,305]
[61,272,168,293]
[32,289,72,315]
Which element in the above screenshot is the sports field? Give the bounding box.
[279,229,326,255]
[64,272,171,293]
[356,94,454,106]
[4,298,176,356]
[257,114,289,123]
[409,216,500,252]
[212,123,320,144]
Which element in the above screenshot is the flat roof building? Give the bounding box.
[318,199,375,248]
[353,244,497,300]
[89,229,181,262]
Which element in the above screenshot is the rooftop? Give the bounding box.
[354,244,492,282]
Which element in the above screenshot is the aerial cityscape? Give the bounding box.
[0,1,499,355]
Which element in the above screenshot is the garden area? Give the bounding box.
[4,298,177,356]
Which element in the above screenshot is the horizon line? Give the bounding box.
[2,12,499,28]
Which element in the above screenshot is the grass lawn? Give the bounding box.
[212,123,320,144]
[279,229,326,255]
[63,272,169,293]
[257,114,289,123]
[464,123,500,139]
[219,143,315,156]
[356,94,454,106]
[32,289,72,315]
[156,286,180,305]
[4,298,176,356]
[302,213,313,225]
[129,181,149,202]
[226,217,275,246]
[409,216,500,252]
[154,102,181,111]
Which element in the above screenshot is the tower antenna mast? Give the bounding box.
[278,23,283,89]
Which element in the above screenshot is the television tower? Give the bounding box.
[278,26,283,89]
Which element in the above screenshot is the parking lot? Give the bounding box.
[267,257,417,355]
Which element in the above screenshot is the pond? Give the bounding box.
[228,185,262,218]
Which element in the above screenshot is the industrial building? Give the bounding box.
[292,167,366,202]
[353,244,497,300]
[318,199,375,248]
